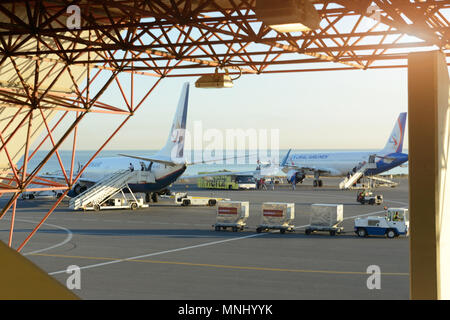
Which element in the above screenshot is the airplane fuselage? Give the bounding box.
[79,157,186,193]
[285,151,408,176]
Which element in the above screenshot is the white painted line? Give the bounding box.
[48,233,263,275]
[1,218,73,256]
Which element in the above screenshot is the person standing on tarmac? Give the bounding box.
[261,178,267,190]
[270,179,275,190]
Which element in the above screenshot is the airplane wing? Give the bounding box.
[118,154,180,166]
[119,154,255,166]
[282,165,334,175]
[375,155,396,162]
[40,173,96,184]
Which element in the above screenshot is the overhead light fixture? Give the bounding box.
[255,0,321,33]
[195,68,235,89]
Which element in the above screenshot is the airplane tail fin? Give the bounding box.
[156,82,189,163]
[380,112,407,155]
[280,149,292,167]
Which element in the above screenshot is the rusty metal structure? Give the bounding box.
[0,0,449,251]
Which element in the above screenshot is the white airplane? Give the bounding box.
[63,83,193,201]
[282,112,409,187]
[184,114,408,189]
[181,158,286,182]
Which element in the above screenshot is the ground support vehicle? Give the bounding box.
[172,192,230,206]
[354,208,409,238]
[356,190,383,205]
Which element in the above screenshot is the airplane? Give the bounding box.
[49,83,193,202]
[183,114,408,189]
[42,82,255,202]
[282,112,409,188]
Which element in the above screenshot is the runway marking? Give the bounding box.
[1,218,73,256]
[47,233,262,275]
[30,252,409,276]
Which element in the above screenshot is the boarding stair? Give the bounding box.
[339,155,378,190]
[69,169,155,210]
[367,175,398,188]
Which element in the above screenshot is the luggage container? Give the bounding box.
[214,201,249,232]
[305,204,344,236]
[256,202,295,234]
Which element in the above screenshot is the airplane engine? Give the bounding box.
[287,170,305,184]
[73,183,87,195]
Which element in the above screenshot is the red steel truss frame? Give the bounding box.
[0,0,449,251]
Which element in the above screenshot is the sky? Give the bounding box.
[50,66,409,152]
[35,6,425,153]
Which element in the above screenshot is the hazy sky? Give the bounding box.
[47,66,409,152]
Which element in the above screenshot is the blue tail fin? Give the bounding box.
[157,82,189,162]
[281,149,292,167]
[380,112,407,154]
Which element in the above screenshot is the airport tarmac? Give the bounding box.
[0,177,410,300]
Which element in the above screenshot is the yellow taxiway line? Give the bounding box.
[31,252,409,276]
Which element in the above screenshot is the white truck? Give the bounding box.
[22,190,63,200]
[172,192,230,206]
[83,195,148,211]
[354,208,409,238]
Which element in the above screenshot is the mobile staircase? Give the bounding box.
[339,155,377,190]
[367,175,398,188]
[69,170,155,210]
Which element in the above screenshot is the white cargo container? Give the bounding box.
[214,201,249,232]
[305,204,344,236]
[256,202,295,234]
